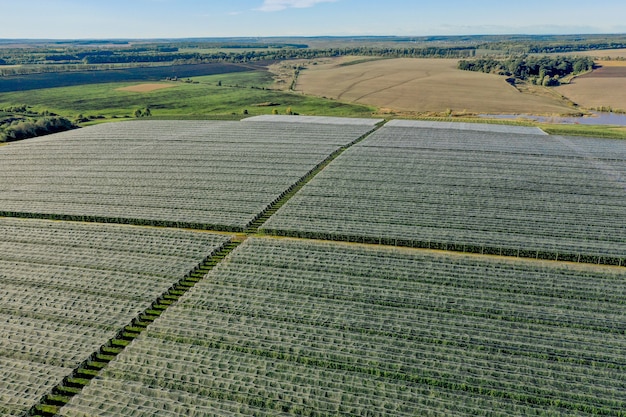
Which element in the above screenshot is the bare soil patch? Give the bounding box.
[292,58,577,115]
[582,65,626,78]
[556,61,626,110]
[116,83,176,93]
[565,48,626,59]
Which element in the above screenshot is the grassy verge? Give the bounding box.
[409,116,626,139]
[538,123,626,139]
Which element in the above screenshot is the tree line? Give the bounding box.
[0,46,478,77]
[2,45,476,67]
[475,34,626,54]
[457,55,594,86]
[1,108,76,142]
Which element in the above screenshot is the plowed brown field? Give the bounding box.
[556,61,626,111]
[292,58,578,115]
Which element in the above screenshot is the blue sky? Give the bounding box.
[1,0,625,39]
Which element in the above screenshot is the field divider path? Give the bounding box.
[25,236,245,417]
[244,120,386,234]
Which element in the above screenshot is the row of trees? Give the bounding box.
[75,46,478,64]
[457,55,594,86]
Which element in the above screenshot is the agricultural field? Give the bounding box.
[59,237,626,417]
[0,116,624,417]
[115,83,176,93]
[0,70,375,120]
[0,62,258,93]
[262,120,626,265]
[0,118,379,230]
[0,218,230,416]
[556,61,626,111]
[293,58,578,115]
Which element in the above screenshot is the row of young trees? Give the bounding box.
[457,55,594,86]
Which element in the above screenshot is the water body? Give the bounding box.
[480,112,626,126]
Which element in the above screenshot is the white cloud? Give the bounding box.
[257,0,338,12]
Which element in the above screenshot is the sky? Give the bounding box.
[1,0,625,39]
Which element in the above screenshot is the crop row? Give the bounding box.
[60,237,626,416]
[0,358,69,417]
[0,217,224,257]
[0,120,377,230]
[172,276,626,365]
[63,342,596,417]
[382,122,626,160]
[262,126,626,264]
[0,218,231,417]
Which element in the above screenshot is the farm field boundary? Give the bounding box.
[258,228,625,267]
[0,119,381,232]
[0,219,233,417]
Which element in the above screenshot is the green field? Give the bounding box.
[0,70,375,121]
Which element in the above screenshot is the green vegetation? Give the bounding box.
[1,106,76,142]
[475,33,626,54]
[2,35,626,139]
[3,34,626,75]
[458,55,595,85]
[0,71,374,122]
[539,123,626,138]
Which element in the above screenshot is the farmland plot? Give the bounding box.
[60,237,626,416]
[0,218,230,416]
[0,119,378,230]
[262,122,626,264]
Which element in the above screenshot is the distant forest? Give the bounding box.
[0,34,623,77]
[0,45,476,76]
